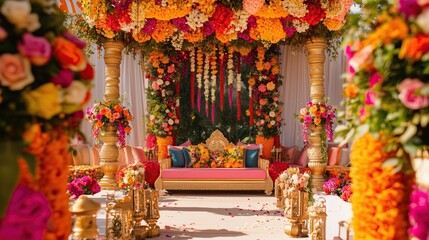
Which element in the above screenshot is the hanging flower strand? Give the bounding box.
[236,52,242,121]
[196,48,203,112]
[227,48,235,109]
[203,53,210,117]
[210,48,218,123]
[190,48,196,110]
[248,76,255,125]
[219,47,225,112]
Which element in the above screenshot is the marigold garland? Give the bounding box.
[157,135,173,159]
[151,20,175,43]
[256,135,274,159]
[350,133,413,239]
[254,0,290,18]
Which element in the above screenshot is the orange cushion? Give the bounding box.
[162,168,266,179]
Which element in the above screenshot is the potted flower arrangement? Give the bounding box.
[297,101,336,163]
[278,167,314,201]
[86,99,132,147]
[323,168,352,202]
[67,176,101,199]
[116,163,146,192]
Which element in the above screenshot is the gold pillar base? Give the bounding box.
[284,220,308,237]
[146,219,161,238]
[132,225,148,240]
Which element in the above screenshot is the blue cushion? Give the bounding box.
[169,148,185,168]
[182,147,192,167]
[245,148,259,168]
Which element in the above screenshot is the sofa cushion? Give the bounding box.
[184,144,211,168]
[168,147,186,168]
[162,168,267,180]
[245,148,259,168]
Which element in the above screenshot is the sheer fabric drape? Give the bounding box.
[79,45,346,148]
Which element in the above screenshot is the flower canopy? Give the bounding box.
[72,0,353,55]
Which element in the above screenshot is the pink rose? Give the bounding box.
[398,78,429,110]
[0,27,7,41]
[50,68,73,88]
[300,108,308,115]
[152,81,160,91]
[18,33,51,66]
[258,84,267,92]
[365,90,376,106]
[349,45,374,72]
[0,54,34,90]
[369,72,382,88]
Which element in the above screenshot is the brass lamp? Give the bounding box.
[69,195,101,240]
[106,194,133,239]
[309,197,327,240]
[131,187,148,239]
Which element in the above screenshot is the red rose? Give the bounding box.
[80,63,94,81]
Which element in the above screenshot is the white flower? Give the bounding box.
[165,109,170,113]
[1,0,40,32]
[165,81,170,86]
[62,81,88,105]
[157,79,164,85]
[168,118,174,125]
[417,8,429,34]
[292,19,310,33]
[300,108,308,115]
[186,9,208,31]
[138,167,145,175]
[269,111,276,118]
[270,120,276,125]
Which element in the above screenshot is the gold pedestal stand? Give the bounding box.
[309,197,327,240]
[98,39,125,190]
[70,196,101,240]
[144,189,161,238]
[132,188,148,239]
[284,190,309,237]
[305,37,328,191]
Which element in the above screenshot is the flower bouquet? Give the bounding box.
[86,99,132,147]
[297,101,336,162]
[116,163,146,191]
[67,176,101,199]
[278,167,314,202]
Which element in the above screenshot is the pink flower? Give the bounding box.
[50,68,73,88]
[398,78,429,110]
[0,53,34,90]
[369,72,382,88]
[152,81,160,91]
[359,107,369,122]
[300,108,308,115]
[18,33,51,66]
[0,27,7,40]
[365,90,376,106]
[304,115,312,123]
[349,45,374,72]
[258,84,267,92]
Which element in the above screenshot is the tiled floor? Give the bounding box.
[91,190,352,240]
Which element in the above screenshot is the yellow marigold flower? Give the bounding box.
[266,82,276,91]
[248,77,256,86]
[323,18,344,31]
[309,105,317,113]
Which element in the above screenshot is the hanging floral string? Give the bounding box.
[248,76,255,125]
[190,48,196,110]
[210,48,218,123]
[203,53,210,117]
[196,48,203,112]
[227,48,235,109]
[236,52,242,120]
[219,47,225,112]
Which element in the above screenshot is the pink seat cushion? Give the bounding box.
[328,147,342,166]
[295,147,309,167]
[162,168,266,180]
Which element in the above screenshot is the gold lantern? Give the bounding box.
[70,195,101,240]
[284,189,309,237]
[309,197,327,240]
[144,189,161,238]
[131,187,148,239]
[106,194,133,239]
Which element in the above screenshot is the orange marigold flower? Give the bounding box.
[399,34,429,61]
[100,107,108,115]
[114,105,122,112]
[344,84,359,98]
[313,117,321,125]
[123,109,130,116]
[124,126,131,133]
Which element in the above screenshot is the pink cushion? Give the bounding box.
[179,139,192,146]
[295,147,309,167]
[132,146,146,163]
[328,147,342,166]
[162,168,266,180]
[281,145,298,162]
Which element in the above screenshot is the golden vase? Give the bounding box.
[98,39,124,190]
[284,189,309,237]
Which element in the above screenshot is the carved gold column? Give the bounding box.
[99,39,124,190]
[305,37,327,191]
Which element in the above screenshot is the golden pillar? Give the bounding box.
[305,37,327,191]
[99,39,124,190]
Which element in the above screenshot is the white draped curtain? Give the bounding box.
[79,45,346,149]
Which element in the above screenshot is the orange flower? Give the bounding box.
[114,105,122,112]
[248,77,256,86]
[100,107,108,115]
[105,111,112,118]
[157,136,173,159]
[124,126,131,133]
[123,109,130,116]
[53,37,86,71]
[96,120,103,128]
[344,84,359,98]
[399,34,429,61]
[259,99,267,105]
[151,20,174,43]
[313,117,321,125]
[350,133,412,240]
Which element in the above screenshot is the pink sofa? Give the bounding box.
[154,130,273,195]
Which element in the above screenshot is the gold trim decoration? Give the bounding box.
[131,188,148,239]
[144,189,161,238]
[309,197,327,240]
